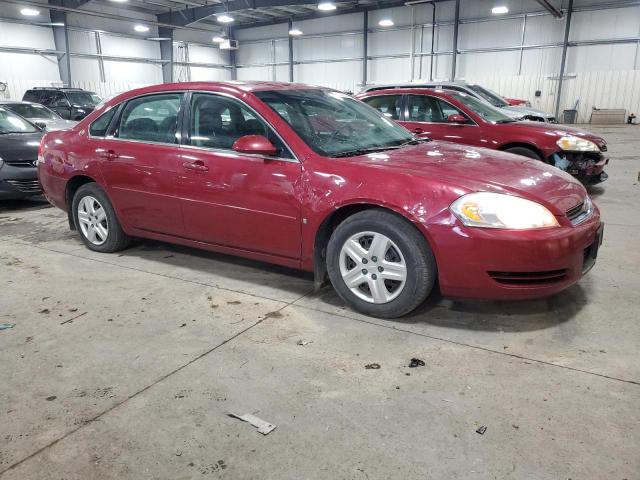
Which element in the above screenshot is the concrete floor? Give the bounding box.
[1,125,639,479]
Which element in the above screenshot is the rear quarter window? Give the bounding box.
[89,107,118,137]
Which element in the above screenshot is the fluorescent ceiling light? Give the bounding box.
[378,18,394,27]
[20,8,40,16]
[317,2,337,11]
[212,36,226,43]
[134,24,149,32]
[217,14,234,23]
[491,5,509,14]
[109,0,129,3]
[148,37,171,41]
[289,28,303,36]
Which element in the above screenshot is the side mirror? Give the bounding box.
[447,113,468,124]
[232,135,278,156]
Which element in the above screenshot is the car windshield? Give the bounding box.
[255,89,415,157]
[468,85,509,108]
[0,108,39,134]
[5,103,58,120]
[449,92,515,123]
[66,91,101,106]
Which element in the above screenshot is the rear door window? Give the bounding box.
[116,93,183,144]
[89,107,118,137]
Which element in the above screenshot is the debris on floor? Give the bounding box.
[476,425,487,435]
[408,358,425,368]
[228,412,277,435]
[296,339,313,346]
[60,311,87,325]
[365,363,381,369]
[45,396,57,401]
[0,323,16,331]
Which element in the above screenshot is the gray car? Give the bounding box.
[0,100,77,131]
[361,81,556,123]
[0,107,42,200]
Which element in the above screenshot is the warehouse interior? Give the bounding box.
[1,0,639,479]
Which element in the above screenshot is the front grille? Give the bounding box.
[566,201,585,222]
[5,179,41,193]
[4,159,36,168]
[488,269,568,285]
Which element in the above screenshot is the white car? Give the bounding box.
[0,101,77,131]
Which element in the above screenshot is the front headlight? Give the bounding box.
[450,192,559,229]
[556,135,599,152]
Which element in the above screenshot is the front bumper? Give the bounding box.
[550,151,609,184]
[0,164,41,200]
[430,207,602,300]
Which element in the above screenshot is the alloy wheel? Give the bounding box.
[339,231,407,304]
[77,195,109,246]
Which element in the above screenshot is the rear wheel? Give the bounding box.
[504,146,542,161]
[326,209,436,318]
[72,183,131,253]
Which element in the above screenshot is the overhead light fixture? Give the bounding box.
[109,0,129,3]
[148,37,172,41]
[212,36,226,43]
[378,18,394,27]
[491,5,509,14]
[217,13,234,23]
[134,24,149,32]
[317,2,337,11]
[20,8,40,16]
[288,28,303,36]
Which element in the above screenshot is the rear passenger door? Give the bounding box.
[97,92,186,236]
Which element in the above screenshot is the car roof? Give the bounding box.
[359,87,463,100]
[103,81,330,105]
[362,81,473,92]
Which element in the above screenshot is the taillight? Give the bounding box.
[37,135,45,165]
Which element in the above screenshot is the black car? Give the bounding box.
[0,107,43,200]
[22,87,101,121]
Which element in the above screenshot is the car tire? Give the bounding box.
[504,146,542,161]
[326,209,437,318]
[72,183,131,253]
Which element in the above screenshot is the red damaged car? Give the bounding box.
[358,88,609,184]
[38,82,603,318]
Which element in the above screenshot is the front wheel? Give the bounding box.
[326,209,437,318]
[504,146,542,161]
[72,183,131,253]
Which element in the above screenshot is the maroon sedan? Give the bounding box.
[358,88,609,184]
[38,82,603,318]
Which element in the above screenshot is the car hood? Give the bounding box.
[339,141,586,213]
[506,121,606,149]
[34,117,77,131]
[503,105,554,119]
[0,132,42,163]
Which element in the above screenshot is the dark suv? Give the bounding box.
[23,87,101,121]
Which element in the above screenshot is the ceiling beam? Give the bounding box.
[157,0,313,27]
[534,0,563,18]
[233,1,412,30]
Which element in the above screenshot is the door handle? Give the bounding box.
[99,149,118,161]
[411,127,424,134]
[182,160,209,173]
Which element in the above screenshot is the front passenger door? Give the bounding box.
[178,92,302,260]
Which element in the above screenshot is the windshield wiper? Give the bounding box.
[495,119,517,124]
[331,145,402,158]
[398,136,431,147]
